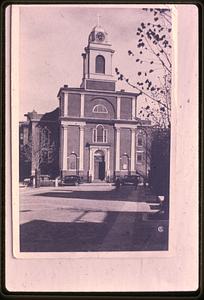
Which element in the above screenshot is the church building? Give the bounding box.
[19,23,151,183]
[57,24,150,182]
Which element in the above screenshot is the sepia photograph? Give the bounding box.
[18,5,171,253]
[5,3,199,293]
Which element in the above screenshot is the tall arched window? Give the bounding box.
[121,154,129,171]
[93,125,107,143]
[95,55,105,74]
[68,153,77,170]
[40,126,51,147]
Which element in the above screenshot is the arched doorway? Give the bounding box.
[94,150,105,180]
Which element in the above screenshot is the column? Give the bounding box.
[132,97,136,120]
[79,125,84,171]
[89,148,93,179]
[115,127,120,171]
[116,96,121,119]
[62,125,68,170]
[59,125,63,169]
[64,92,68,116]
[80,94,85,117]
[106,148,110,177]
[131,128,136,172]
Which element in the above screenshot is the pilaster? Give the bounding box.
[62,125,68,171]
[115,127,120,171]
[116,96,121,119]
[79,125,85,171]
[64,92,68,116]
[80,94,85,117]
[132,97,136,120]
[131,128,136,172]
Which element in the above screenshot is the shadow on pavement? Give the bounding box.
[20,211,168,252]
[33,186,158,203]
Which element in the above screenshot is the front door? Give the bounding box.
[94,151,105,181]
[99,160,105,180]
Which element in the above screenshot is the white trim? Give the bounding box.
[79,126,84,171]
[92,104,108,113]
[89,145,110,180]
[132,97,136,120]
[64,93,68,116]
[62,126,68,170]
[115,128,120,171]
[58,89,136,98]
[115,123,137,129]
[80,94,85,117]
[61,121,86,126]
[92,124,108,143]
[116,96,121,119]
[131,128,136,171]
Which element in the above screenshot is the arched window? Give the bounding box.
[93,104,108,113]
[68,153,77,170]
[95,55,105,74]
[93,125,107,143]
[121,154,129,171]
[40,127,51,147]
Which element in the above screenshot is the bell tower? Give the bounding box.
[80,19,116,91]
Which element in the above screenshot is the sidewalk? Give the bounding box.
[121,185,159,203]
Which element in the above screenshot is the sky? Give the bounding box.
[18,5,170,121]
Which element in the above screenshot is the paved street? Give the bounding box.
[20,184,168,252]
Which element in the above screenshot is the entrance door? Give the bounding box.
[94,150,105,181]
[99,160,105,180]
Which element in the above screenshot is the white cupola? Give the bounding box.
[80,21,116,91]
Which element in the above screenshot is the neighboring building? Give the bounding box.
[19,24,152,182]
[19,120,30,181]
[19,109,60,180]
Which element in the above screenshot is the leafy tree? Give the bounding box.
[115,8,172,129]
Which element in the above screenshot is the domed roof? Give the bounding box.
[88,24,108,44]
[91,25,106,32]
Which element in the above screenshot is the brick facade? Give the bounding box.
[57,24,151,182]
[19,24,152,183]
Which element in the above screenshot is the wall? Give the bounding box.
[120,97,132,119]
[84,94,116,119]
[86,80,115,91]
[68,93,81,117]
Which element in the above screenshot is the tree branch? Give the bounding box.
[121,73,171,111]
[144,35,171,74]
